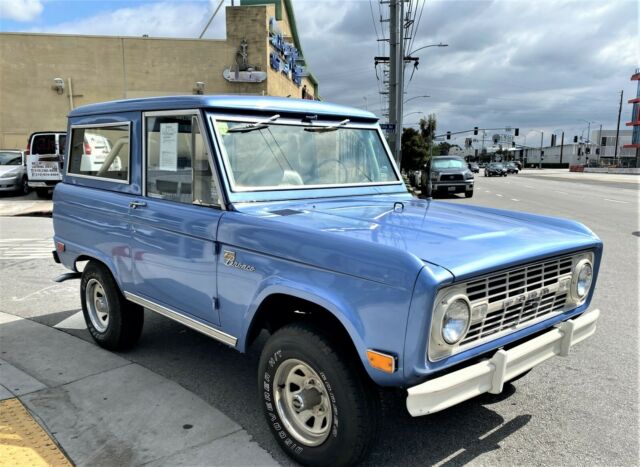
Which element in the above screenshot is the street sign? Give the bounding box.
[380,123,396,132]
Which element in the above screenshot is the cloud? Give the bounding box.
[294,0,639,142]
[36,0,226,38]
[0,0,43,22]
[4,0,638,143]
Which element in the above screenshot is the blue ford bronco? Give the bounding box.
[52,96,601,466]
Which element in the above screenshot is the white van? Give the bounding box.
[26,132,66,198]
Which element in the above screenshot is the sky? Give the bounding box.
[1,0,638,146]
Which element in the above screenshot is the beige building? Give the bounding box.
[0,0,319,148]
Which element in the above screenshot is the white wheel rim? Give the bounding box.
[273,358,333,447]
[85,278,109,332]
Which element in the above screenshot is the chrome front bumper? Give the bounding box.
[406,308,600,417]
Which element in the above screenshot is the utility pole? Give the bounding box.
[597,123,602,163]
[560,131,564,165]
[395,0,405,166]
[614,90,623,160]
[388,0,398,163]
[539,131,544,169]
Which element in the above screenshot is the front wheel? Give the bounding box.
[465,189,474,198]
[259,323,379,466]
[81,261,144,350]
[20,176,30,195]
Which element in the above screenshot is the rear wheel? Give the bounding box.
[81,261,144,350]
[259,323,379,466]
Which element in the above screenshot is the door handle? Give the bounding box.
[129,201,147,209]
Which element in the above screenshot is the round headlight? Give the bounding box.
[441,298,470,344]
[574,260,593,300]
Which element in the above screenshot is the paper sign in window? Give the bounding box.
[159,123,178,171]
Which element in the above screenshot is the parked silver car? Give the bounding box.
[0,150,29,195]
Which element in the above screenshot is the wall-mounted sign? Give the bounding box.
[269,17,306,87]
[223,39,266,83]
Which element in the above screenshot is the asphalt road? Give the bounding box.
[1,172,638,466]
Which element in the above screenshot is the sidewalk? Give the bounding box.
[0,312,278,466]
[0,193,52,217]
[518,168,640,186]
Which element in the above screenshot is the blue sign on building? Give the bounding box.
[269,16,305,86]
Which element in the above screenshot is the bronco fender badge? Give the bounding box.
[223,250,256,272]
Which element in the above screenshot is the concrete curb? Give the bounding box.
[0,199,53,217]
[0,311,279,466]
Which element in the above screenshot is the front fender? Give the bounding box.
[239,276,412,386]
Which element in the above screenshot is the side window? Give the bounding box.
[67,124,130,181]
[146,114,218,206]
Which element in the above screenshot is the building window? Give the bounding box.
[145,114,219,206]
[67,124,130,181]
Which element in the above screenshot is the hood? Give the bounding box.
[236,196,600,280]
[0,165,22,177]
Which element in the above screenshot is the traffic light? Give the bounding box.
[446,131,451,140]
[551,134,556,147]
[585,147,591,155]
[595,148,600,155]
[573,136,578,143]
[514,128,519,136]
[474,127,478,135]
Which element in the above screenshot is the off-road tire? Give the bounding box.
[80,261,144,350]
[259,323,380,466]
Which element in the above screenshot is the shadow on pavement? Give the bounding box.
[118,313,532,466]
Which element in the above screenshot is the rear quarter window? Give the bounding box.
[67,124,130,182]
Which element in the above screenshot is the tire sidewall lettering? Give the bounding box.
[262,347,341,455]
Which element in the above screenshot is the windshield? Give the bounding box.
[491,163,504,169]
[0,152,22,165]
[432,158,465,170]
[215,120,399,191]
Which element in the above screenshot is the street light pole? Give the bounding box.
[403,95,430,105]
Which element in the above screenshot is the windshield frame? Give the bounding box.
[207,113,405,202]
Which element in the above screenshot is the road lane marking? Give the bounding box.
[0,238,52,260]
[554,191,568,195]
[511,198,520,201]
[523,185,534,188]
[496,194,503,197]
[603,198,628,204]
[485,190,491,193]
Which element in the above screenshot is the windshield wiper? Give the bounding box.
[304,119,350,133]
[227,114,280,133]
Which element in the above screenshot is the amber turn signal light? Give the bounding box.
[367,350,396,373]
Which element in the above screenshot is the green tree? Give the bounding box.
[419,114,437,143]
[401,127,429,171]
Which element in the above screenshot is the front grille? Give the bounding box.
[459,254,575,346]
[440,174,464,181]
